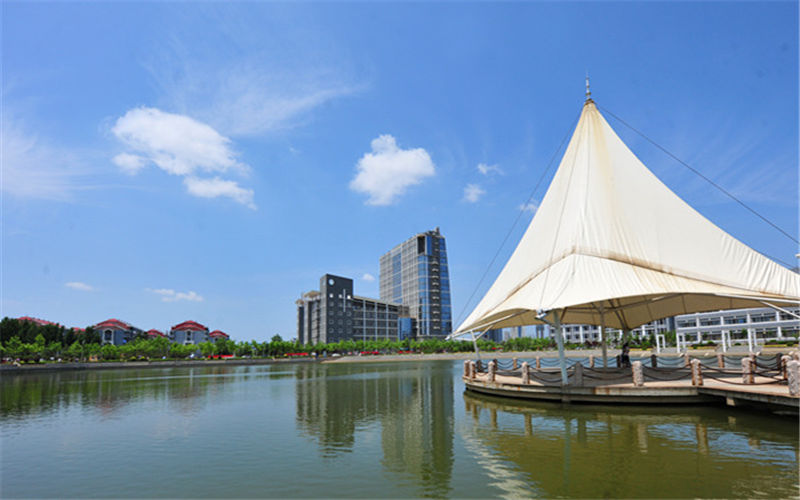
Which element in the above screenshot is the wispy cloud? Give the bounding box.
[147,288,204,303]
[350,135,436,206]
[184,176,255,210]
[463,183,485,203]
[65,282,94,292]
[362,273,375,282]
[144,11,361,138]
[477,163,502,176]
[2,117,96,201]
[519,201,539,213]
[111,107,254,208]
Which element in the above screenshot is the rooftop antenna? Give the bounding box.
[585,72,592,103]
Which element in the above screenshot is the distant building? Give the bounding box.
[18,316,60,327]
[170,320,209,345]
[379,228,452,339]
[146,329,166,338]
[296,274,410,345]
[95,319,142,345]
[675,307,800,347]
[209,330,230,342]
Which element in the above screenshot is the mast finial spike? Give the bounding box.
[585,72,592,102]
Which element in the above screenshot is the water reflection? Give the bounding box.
[462,392,799,498]
[295,362,454,497]
[0,366,271,421]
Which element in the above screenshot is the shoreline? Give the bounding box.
[1,347,789,373]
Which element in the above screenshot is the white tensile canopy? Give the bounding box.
[455,98,800,346]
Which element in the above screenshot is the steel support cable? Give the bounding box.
[598,105,798,249]
[453,112,583,329]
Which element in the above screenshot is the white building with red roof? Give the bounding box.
[94,318,142,345]
[145,329,166,338]
[169,320,209,345]
[18,316,60,327]
[208,330,230,343]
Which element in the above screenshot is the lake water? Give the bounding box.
[1,361,797,498]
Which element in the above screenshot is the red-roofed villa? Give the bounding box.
[18,316,60,327]
[94,319,142,346]
[209,330,230,343]
[170,321,209,345]
[146,329,166,338]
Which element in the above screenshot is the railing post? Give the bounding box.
[521,362,530,385]
[536,356,541,370]
[469,361,477,380]
[573,362,584,387]
[513,357,518,370]
[741,357,754,385]
[781,355,791,380]
[463,360,470,378]
[632,360,644,387]
[476,360,483,373]
[684,352,691,367]
[650,354,658,368]
[589,355,595,368]
[788,360,800,396]
[691,359,703,386]
[488,360,497,383]
[716,353,724,369]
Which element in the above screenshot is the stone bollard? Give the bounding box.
[788,360,800,396]
[513,358,518,370]
[782,355,791,380]
[463,360,470,378]
[684,352,691,367]
[632,361,644,387]
[741,357,754,385]
[488,360,497,383]
[521,362,530,385]
[536,357,541,370]
[792,351,800,362]
[717,353,724,369]
[691,359,704,386]
[573,362,584,387]
[476,360,483,373]
[589,355,595,368]
[469,361,477,380]
[650,354,658,368]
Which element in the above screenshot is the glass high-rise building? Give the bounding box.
[379,228,452,339]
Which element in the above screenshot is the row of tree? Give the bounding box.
[1,316,679,364]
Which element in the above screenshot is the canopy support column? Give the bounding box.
[469,330,481,361]
[552,312,569,386]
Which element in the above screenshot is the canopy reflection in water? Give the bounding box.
[462,391,799,498]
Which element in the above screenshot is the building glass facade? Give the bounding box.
[379,228,452,339]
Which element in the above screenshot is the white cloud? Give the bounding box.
[65,282,94,292]
[463,183,486,203]
[112,153,147,175]
[362,273,375,282]
[477,163,502,176]
[112,107,247,177]
[350,135,436,206]
[519,201,539,213]
[184,177,256,210]
[147,288,204,303]
[111,107,255,208]
[1,117,95,201]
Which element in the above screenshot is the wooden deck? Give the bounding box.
[464,370,799,415]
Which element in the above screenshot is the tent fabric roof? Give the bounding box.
[456,100,800,334]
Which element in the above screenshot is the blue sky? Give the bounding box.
[3,1,797,341]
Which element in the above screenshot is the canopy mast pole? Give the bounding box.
[553,311,569,385]
[599,302,608,368]
[469,329,481,361]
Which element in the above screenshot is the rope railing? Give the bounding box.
[642,367,693,382]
